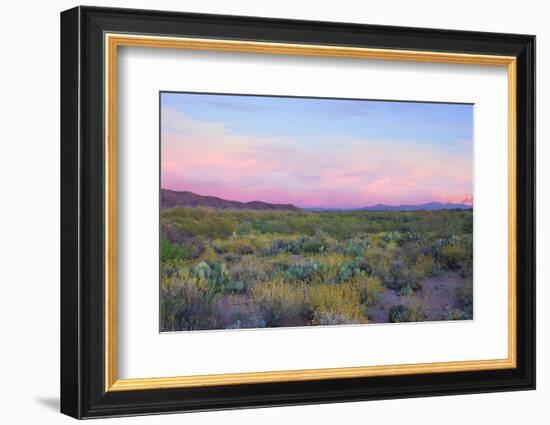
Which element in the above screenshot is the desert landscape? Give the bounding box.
[159,92,473,331]
[160,189,473,331]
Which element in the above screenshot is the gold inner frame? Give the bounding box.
[104,33,517,392]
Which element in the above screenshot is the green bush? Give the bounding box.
[439,242,473,277]
[284,260,326,283]
[342,237,370,256]
[388,304,412,323]
[388,258,416,292]
[161,239,190,262]
[301,236,325,254]
[336,257,371,283]
[383,231,403,243]
[407,300,429,322]
[267,238,301,255]
[356,276,383,309]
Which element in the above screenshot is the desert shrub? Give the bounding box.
[315,231,338,251]
[266,238,302,255]
[161,237,206,262]
[251,281,308,327]
[222,253,242,263]
[285,263,317,282]
[310,253,350,268]
[382,231,403,243]
[342,237,370,256]
[198,246,219,263]
[228,258,268,287]
[439,243,465,269]
[221,280,247,294]
[412,254,438,281]
[439,242,473,277]
[355,276,383,309]
[363,242,400,284]
[162,206,235,239]
[455,281,473,319]
[441,307,468,321]
[313,311,353,326]
[233,241,254,255]
[429,235,460,256]
[161,239,191,263]
[301,236,325,254]
[458,252,473,278]
[225,318,267,329]
[266,235,328,256]
[284,260,328,284]
[336,258,371,283]
[388,304,412,323]
[251,280,368,327]
[403,231,422,243]
[388,258,417,293]
[161,262,194,282]
[160,221,179,241]
[213,238,255,255]
[406,300,429,322]
[161,221,204,250]
[377,251,434,295]
[400,239,423,261]
[306,283,366,325]
[336,263,354,282]
[353,257,372,273]
[211,240,229,254]
[160,263,179,279]
[160,278,222,331]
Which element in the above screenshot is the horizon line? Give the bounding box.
[161,187,473,209]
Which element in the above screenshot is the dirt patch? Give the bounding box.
[369,272,472,323]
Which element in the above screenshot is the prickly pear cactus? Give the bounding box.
[193,261,211,280]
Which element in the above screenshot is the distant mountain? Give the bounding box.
[359,202,472,211]
[161,189,299,211]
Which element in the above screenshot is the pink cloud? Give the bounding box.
[161,109,472,208]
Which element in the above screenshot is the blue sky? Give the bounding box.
[162,92,472,149]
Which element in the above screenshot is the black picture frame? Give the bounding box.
[61,5,535,419]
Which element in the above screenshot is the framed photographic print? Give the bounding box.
[60,6,536,419]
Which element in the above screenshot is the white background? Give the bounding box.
[0,0,546,424]
[118,48,508,379]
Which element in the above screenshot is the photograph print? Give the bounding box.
[160,92,473,332]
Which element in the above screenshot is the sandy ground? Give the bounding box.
[370,271,471,323]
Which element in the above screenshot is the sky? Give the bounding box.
[161,92,473,209]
